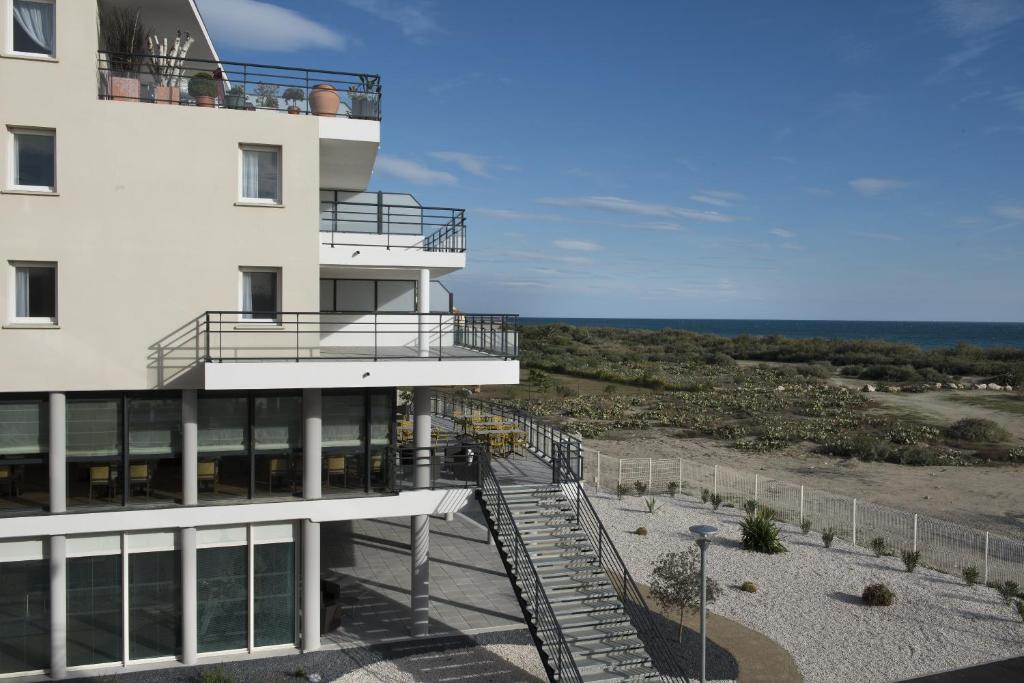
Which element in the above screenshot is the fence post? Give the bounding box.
[595,450,601,486]
[618,459,622,490]
[984,531,990,584]
[678,459,683,489]
[852,498,857,546]
[754,474,758,502]
[648,458,653,491]
[713,465,718,495]
[799,485,804,524]
[912,514,918,552]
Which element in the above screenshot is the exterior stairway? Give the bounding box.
[479,479,667,682]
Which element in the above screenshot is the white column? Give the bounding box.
[48,393,66,513]
[303,389,322,499]
[411,386,431,636]
[182,390,198,506]
[181,527,197,665]
[49,535,67,679]
[417,268,430,357]
[302,520,321,652]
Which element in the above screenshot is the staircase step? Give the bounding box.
[542,596,624,617]
[556,610,630,631]
[535,562,604,580]
[516,522,583,536]
[574,649,655,675]
[540,573,611,593]
[527,547,597,565]
[579,662,661,682]
[561,622,641,645]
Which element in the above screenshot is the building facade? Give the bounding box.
[0,0,518,678]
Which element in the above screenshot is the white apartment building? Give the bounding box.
[0,1,519,678]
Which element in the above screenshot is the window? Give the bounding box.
[241,269,279,321]
[377,280,415,312]
[128,550,180,660]
[10,0,54,57]
[253,542,295,647]
[239,145,281,204]
[9,129,55,191]
[0,397,48,514]
[10,262,56,324]
[197,546,247,652]
[319,279,421,313]
[0,555,49,674]
[67,554,122,666]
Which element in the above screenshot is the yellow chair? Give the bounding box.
[0,465,13,497]
[268,458,292,493]
[129,463,152,499]
[197,460,218,494]
[89,465,113,501]
[323,456,347,489]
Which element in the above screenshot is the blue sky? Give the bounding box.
[196,0,1024,321]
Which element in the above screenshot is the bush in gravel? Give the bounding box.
[701,488,711,504]
[945,418,1010,442]
[616,484,630,500]
[667,481,679,498]
[636,526,648,536]
[650,547,721,641]
[634,480,648,496]
[901,550,921,573]
[740,508,787,554]
[1015,599,1024,623]
[821,528,836,548]
[644,497,661,514]
[995,580,1020,605]
[962,566,979,587]
[800,518,812,534]
[743,499,758,515]
[740,581,757,593]
[710,493,723,510]
[862,583,895,607]
[200,669,235,683]
[870,536,887,557]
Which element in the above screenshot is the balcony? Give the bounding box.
[319,191,467,271]
[199,312,520,390]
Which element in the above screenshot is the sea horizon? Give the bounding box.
[520,317,1024,350]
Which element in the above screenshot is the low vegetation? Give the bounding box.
[740,581,758,593]
[643,497,661,514]
[902,550,922,573]
[667,481,679,497]
[740,508,787,554]
[616,484,629,500]
[944,418,1010,443]
[870,537,887,557]
[800,518,812,534]
[862,583,895,607]
[635,526,648,536]
[962,566,979,587]
[821,528,836,548]
[995,580,1021,605]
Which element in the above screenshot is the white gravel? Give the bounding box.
[332,637,546,682]
[589,486,1024,683]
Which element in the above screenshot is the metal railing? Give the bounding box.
[477,446,583,682]
[201,311,518,362]
[390,443,482,491]
[320,191,466,252]
[97,51,381,120]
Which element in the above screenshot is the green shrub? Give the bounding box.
[962,566,979,587]
[666,481,679,498]
[821,528,836,548]
[739,508,787,554]
[901,549,921,573]
[1015,599,1024,623]
[635,526,648,536]
[870,537,887,557]
[200,668,235,683]
[995,580,1020,604]
[710,493,723,510]
[634,480,648,496]
[800,518,812,535]
[616,484,630,500]
[822,434,892,462]
[862,583,894,607]
[187,72,217,98]
[859,365,920,382]
[701,488,711,504]
[740,581,757,593]
[643,497,661,514]
[945,418,1010,443]
[282,86,305,104]
[743,499,758,515]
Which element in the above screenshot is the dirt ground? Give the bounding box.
[587,432,1024,540]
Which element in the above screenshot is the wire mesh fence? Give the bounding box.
[587,449,1024,585]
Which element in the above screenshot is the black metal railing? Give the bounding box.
[390,443,483,491]
[97,51,381,120]
[320,191,466,252]
[201,311,518,362]
[477,447,583,682]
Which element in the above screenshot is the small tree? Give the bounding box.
[710,493,723,510]
[666,481,679,498]
[649,547,720,642]
[701,488,711,504]
[615,484,629,500]
[634,480,648,496]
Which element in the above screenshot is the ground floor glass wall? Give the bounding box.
[67,554,122,666]
[0,557,49,674]
[197,545,248,653]
[128,550,181,659]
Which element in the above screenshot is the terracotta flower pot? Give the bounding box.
[154,85,180,105]
[309,84,340,116]
[109,75,140,102]
[195,95,215,108]
[288,105,301,115]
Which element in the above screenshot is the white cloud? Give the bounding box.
[197,0,348,51]
[769,228,796,239]
[992,205,1024,221]
[537,195,735,223]
[690,190,743,208]
[931,0,1024,37]
[430,151,490,177]
[342,0,439,38]
[849,178,910,196]
[553,240,602,252]
[852,231,904,242]
[473,208,564,222]
[997,89,1024,113]
[374,155,457,186]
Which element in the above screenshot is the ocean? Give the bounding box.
[520,318,1024,350]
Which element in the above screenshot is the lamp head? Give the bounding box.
[689,524,719,540]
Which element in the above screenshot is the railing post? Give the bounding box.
[203,312,210,361]
[913,513,918,552]
[377,190,384,235]
[295,312,300,361]
[852,498,857,546]
[984,531,989,584]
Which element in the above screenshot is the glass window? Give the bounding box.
[369,391,393,490]
[0,559,49,674]
[254,395,301,497]
[318,279,334,312]
[128,550,180,660]
[241,270,278,321]
[11,0,55,56]
[11,130,55,190]
[253,542,295,647]
[67,555,122,666]
[128,397,181,503]
[322,393,364,493]
[334,280,374,312]
[240,146,280,203]
[0,398,48,514]
[197,546,247,653]
[66,398,121,508]
[198,396,249,500]
[12,264,56,322]
[376,281,415,312]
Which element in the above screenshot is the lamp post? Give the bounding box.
[689,524,719,683]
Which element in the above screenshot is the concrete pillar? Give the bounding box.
[48,393,66,514]
[49,535,66,679]
[181,527,197,665]
[410,385,431,637]
[181,390,198,506]
[303,389,322,499]
[301,520,321,652]
[417,268,430,357]
[413,387,432,490]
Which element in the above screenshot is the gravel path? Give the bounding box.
[589,487,1024,683]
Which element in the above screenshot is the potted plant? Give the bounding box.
[283,87,305,114]
[253,82,279,109]
[309,83,340,116]
[145,30,194,104]
[100,6,147,102]
[187,72,217,107]
[348,75,381,119]
[225,85,247,109]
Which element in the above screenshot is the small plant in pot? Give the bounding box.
[283,87,305,114]
[188,72,217,107]
[225,85,246,109]
[100,6,147,101]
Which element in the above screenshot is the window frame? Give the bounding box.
[237,144,282,205]
[239,267,281,324]
[8,127,56,193]
[8,260,57,326]
[6,0,56,59]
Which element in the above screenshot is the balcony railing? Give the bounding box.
[202,311,518,362]
[390,444,484,491]
[96,52,381,120]
[320,191,466,252]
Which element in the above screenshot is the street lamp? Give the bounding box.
[689,524,719,683]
